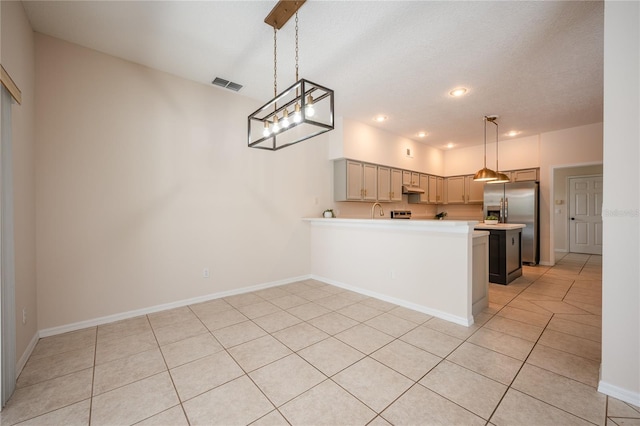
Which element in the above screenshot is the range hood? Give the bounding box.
[402,185,425,194]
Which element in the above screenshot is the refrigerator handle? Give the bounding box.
[504,197,509,220]
[500,198,504,221]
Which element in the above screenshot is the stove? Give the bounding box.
[390,210,412,219]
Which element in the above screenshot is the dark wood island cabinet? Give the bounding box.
[474,224,526,285]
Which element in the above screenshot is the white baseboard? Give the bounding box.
[555,248,568,253]
[598,380,640,406]
[39,275,312,338]
[16,331,39,376]
[311,274,473,326]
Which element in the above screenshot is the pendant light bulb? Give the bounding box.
[293,103,302,123]
[281,109,290,128]
[305,95,315,117]
[262,121,271,137]
[272,114,280,133]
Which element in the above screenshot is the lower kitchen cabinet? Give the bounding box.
[486,228,523,285]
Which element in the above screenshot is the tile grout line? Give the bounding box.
[486,256,604,425]
[145,312,192,426]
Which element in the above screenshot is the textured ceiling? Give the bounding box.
[22,1,604,149]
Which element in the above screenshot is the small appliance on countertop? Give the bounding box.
[390,210,412,219]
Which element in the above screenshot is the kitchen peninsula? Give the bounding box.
[304,218,488,326]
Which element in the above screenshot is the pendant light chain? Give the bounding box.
[295,12,299,82]
[273,27,278,98]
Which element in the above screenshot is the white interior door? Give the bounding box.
[569,176,603,254]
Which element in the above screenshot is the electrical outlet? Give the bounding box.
[22,308,27,325]
[203,268,210,278]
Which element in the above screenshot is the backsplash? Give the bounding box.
[332,201,438,219]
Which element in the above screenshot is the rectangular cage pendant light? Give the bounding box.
[248,78,334,151]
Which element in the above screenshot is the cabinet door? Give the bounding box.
[428,176,438,203]
[446,176,465,204]
[390,169,403,201]
[466,176,485,203]
[363,163,378,201]
[436,177,444,203]
[377,166,391,202]
[419,174,429,203]
[512,169,538,182]
[346,160,364,200]
[402,171,412,186]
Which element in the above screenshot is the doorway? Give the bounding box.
[569,175,603,255]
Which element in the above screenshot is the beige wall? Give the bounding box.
[330,117,445,176]
[443,135,540,177]
[35,35,333,329]
[1,1,38,366]
[600,0,639,405]
[552,164,603,252]
[539,123,603,263]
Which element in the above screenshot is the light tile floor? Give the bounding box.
[2,253,639,425]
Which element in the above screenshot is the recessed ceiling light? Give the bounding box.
[446,142,455,149]
[374,115,388,123]
[417,131,427,138]
[506,130,521,137]
[449,87,467,97]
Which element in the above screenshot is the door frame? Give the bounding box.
[549,162,603,266]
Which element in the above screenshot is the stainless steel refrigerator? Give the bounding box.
[484,181,539,265]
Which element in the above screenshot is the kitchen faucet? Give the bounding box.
[371,202,384,219]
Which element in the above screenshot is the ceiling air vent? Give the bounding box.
[212,77,243,92]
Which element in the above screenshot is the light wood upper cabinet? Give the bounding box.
[334,159,527,204]
[446,175,485,204]
[446,176,466,204]
[428,176,444,203]
[377,166,391,202]
[402,171,419,187]
[418,174,429,203]
[334,159,378,201]
[465,176,485,204]
[363,163,378,201]
[390,169,403,202]
[345,160,363,200]
[512,168,538,182]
